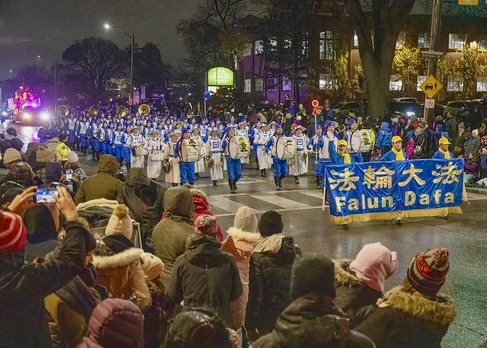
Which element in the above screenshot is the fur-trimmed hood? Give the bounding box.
[93,247,144,269]
[334,259,364,287]
[383,286,456,326]
[225,227,262,255]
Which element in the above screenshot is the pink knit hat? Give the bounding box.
[349,242,398,292]
[194,215,217,237]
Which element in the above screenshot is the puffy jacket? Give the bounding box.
[168,235,243,328]
[116,168,151,221]
[55,141,71,162]
[376,122,392,147]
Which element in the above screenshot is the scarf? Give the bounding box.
[55,275,99,320]
[338,150,351,164]
[439,148,451,159]
[391,147,405,161]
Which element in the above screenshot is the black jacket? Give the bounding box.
[168,235,242,328]
[0,221,90,348]
[246,235,296,334]
[354,286,456,348]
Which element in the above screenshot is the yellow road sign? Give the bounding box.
[420,75,443,99]
[458,0,479,5]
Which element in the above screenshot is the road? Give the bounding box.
[7,122,487,347]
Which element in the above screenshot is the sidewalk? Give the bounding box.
[465,185,487,195]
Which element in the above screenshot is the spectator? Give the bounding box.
[55,133,71,165]
[480,147,487,179]
[465,129,481,159]
[405,139,416,160]
[165,308,235,348]
[168,215,243,328]
[6,127,24,152]
[62,152,87,193]
[75,154,123,204]
[35,146,64,185]
[376,122,392,155]
[221,206,261,331]
[453,123,466,157]
[116,168,152,222]
[76,298,144,348]
[468,107,482,130]
[3,147,23,168]
[444,111,458,141]
[190,187,224,241]
[152,186,195,288]
[334,242,398,328]
[355,248,456,347]
[246,210,297,338]
[23,204,60,263]
[0,186,93,348]
[0,161,37,187]
[92,204,151,310]
[253,254,375,348]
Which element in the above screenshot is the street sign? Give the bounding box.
[425,99,435,109]
[458,0,479,5]
[203,91,210,100]
[421,50,443,59]
[420,75,443,99]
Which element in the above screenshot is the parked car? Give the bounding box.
[332,101,361,119]
[389,101,423,118]
[443,100,479,122]
[0,107,9,122]
[392,97,419,103]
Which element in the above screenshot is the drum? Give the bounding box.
[181,139,200,162]
[229,136,250,159]
[149,150,164,161]
[134,146,148,157]
[276,137,296,160]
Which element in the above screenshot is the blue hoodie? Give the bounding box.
[376,122,392,147]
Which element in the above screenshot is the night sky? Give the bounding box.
[0,0,199,80]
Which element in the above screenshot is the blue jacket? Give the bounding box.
[432,150,453,159]
[376,122,392,147]
[329,144,355,165]
[381,149,407,161]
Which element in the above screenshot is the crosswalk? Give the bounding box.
[208,190,486,217]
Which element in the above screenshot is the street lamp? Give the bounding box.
[104,23,135,112]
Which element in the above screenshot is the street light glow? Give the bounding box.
[103,23,111,30]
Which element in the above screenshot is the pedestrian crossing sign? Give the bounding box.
[420,75,443,99]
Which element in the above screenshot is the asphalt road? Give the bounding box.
[6,121,487,347]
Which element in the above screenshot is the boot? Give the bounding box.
[196,173,200,179]
[233,180,238,191]
[263,169,267,177]
[274,176,280,191]
[279,176,284,189]
[172,183,178,187]
[260,169,265,177]
[316,176,322,189]
[294,176,299,184]
[212,180,217,186]
[228,179,236,193]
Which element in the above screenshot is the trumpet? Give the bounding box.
[138,103,150,116]
[56,105,69,117]
[89,105,99,116]
[117,105,128,118]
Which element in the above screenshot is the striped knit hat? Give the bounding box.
[407,248,450,297]
[0,211,27,253]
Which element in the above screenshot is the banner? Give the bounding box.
[325,159,464,224]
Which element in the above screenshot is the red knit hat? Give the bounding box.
[0,211,27,253]
[194,215,217,237]
[407,248,450,297]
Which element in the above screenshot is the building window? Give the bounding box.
[448,34,465,50]
[353,30,359,48]
[244,79,251,93]
[418,33,430,49]
[477,77,487,92]
[255,78,264,92]
[267,77,277,91]
[396,32,406,48]
[242,43,252,57]
[417,75,427,91]
[301,34,309,58]
[389,75,403,91]
[282,79,292,91]
[319,74,333,90]
[255,40,263,54]
[319,31,337,60]
[447,75,464,92]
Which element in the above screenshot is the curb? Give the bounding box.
[465,187,487,195]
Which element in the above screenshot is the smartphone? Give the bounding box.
[65,169,73,182]
[35,188,58,204]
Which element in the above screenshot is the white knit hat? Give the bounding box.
[3,148,22,166]
[140,253,164,281]
[67,151,79,163]
[105,204,133,239]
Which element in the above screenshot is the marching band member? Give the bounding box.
[146,130,165,179]
[112,123,126,166]
[126,126,146,169]
[77,116,90,156]
[178,128,197,185]
[236,120,250,165]
[200,117,209,143]
[308,125,322,188]
[222,128,242,194]
[163,129,181,187]
[343,118,364,163]
[97,121,109,155]
[266,125,288,191]
[122,126,132,168]
[67,114,78,150]
[191,127,206,178]
[206,128,224,186]
[106,122,116,155]
[290,125,308,184]
[317,121,338,188]
[87,118,100,160]
[254,123,271,177]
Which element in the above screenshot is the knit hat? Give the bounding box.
[349,242,398,292]
[290,253,335,300]
[3,148,22,166]
[0,211,27,252]
[258,210,283,237]
[407,248,450,297]
[36,146,55,163]
[472,129,479,137]
[105,204,133,239]
[194,214,217,237]
[59,133,68,142]
[67,151,79,163]
[140,252,164,281]
[234,206,258,233]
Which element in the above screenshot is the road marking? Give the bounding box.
[249,193,309,209]
[208,196,249,214]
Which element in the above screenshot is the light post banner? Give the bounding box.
[325,159,464,224]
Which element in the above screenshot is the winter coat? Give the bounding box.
[376,122,392,147]
[75,155,123,204]
[465,136,480,158]
[56,141,71,162]
[354,286,456,348]
[116,168,151,221]
[0,221,91,348]
[444,117,458,140]
[221,227,262,328]
[246,234,296,334]
[405,139,415,160]
[191,188,224,242]
[334,260,382,328]
[92,234,151,310]
[153,187,195,288]
[253,293,374,348]
[168,235,242,327]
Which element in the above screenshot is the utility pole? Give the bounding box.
[423,0,443,125]
[54,60,57,111]
[130,34,134,113]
